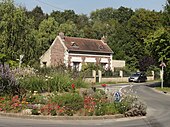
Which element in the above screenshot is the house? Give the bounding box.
[40,32,113,71]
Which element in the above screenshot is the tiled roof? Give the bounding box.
[63,37,113,54]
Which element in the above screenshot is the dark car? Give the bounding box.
[128,72,147,83]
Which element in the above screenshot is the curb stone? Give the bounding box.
[0,112,124,120]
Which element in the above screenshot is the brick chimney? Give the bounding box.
[59,32,65,40]
[101,35,107,44]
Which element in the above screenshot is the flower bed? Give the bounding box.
[0,65,147,117]
[0,88,147,117]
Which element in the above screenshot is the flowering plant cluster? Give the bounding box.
[40,103,65,116]
[101,84,107,87]
[84,96,96,115]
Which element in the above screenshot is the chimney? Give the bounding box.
[101,35,107,44]
[59,32,65,40]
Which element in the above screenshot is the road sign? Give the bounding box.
[160,62,166,67]
[114,91,121,102]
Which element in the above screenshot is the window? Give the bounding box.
[42,62,47,67]
[73,62,80,71]
[101,63,108,70]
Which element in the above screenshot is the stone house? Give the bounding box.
[40,32,113,71]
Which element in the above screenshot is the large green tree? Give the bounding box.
[36,17,59,56]
[26,6,47,29]
[0,0,37,65]
[145,27,170,85]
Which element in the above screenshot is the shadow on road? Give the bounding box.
[145,82,161,88]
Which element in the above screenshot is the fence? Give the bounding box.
[84,70,156,83]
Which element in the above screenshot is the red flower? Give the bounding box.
[71,84,75,89]
[101,84,107,87]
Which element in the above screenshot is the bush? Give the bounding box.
[118,96,147,117]
[19,76,46,93]
[95,103,106,116]
[32,108,40,115]
[51,93,84,112]
[104,103,119,115]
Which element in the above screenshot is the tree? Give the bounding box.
[163,0,170,30]
[90,8,115,22]
[145,27,170,62]
[58,21,79,37]
[128,9,162,41]
[145,27,170,85]
[36,17,59,56]
[50,10,78,24]
[26,6,47,29]
[0,0,37,65]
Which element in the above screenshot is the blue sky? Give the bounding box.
[14,0,167,14]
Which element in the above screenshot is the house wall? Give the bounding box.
[68,53,112,70]
[51,37,65,66]
[112,60,125,69]
[40,49,51,67]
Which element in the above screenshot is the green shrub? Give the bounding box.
[104,103,119,115]
[26,94,48,104]
[95,103,106,116]
[19,76,47,93]
[50,109,57,116]
[51,93,84,112]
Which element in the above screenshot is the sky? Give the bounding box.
[14,0,167,15]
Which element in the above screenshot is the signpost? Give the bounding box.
[160,61,166,89]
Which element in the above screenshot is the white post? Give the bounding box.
[161,66,164,89]
[19,54,24,69]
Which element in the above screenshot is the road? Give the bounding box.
[0,82,170,127]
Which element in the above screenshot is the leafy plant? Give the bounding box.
[51,93,84,112]
[32,108,40,115]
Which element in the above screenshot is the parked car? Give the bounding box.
[128,72,147,83]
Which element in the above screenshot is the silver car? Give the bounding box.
[128,72,147,83]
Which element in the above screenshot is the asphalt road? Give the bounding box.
[0,82,170,127]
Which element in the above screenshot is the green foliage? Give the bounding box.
[32,108,40,115]
[19,76,46,93]
[145,27,170,62]
[36,17,59,56]
[51,93,84,112]
[0,0,37,65]
[104,103,119,115]
[95,103,106,116]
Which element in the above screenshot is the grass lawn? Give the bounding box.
[156,87,170,92]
